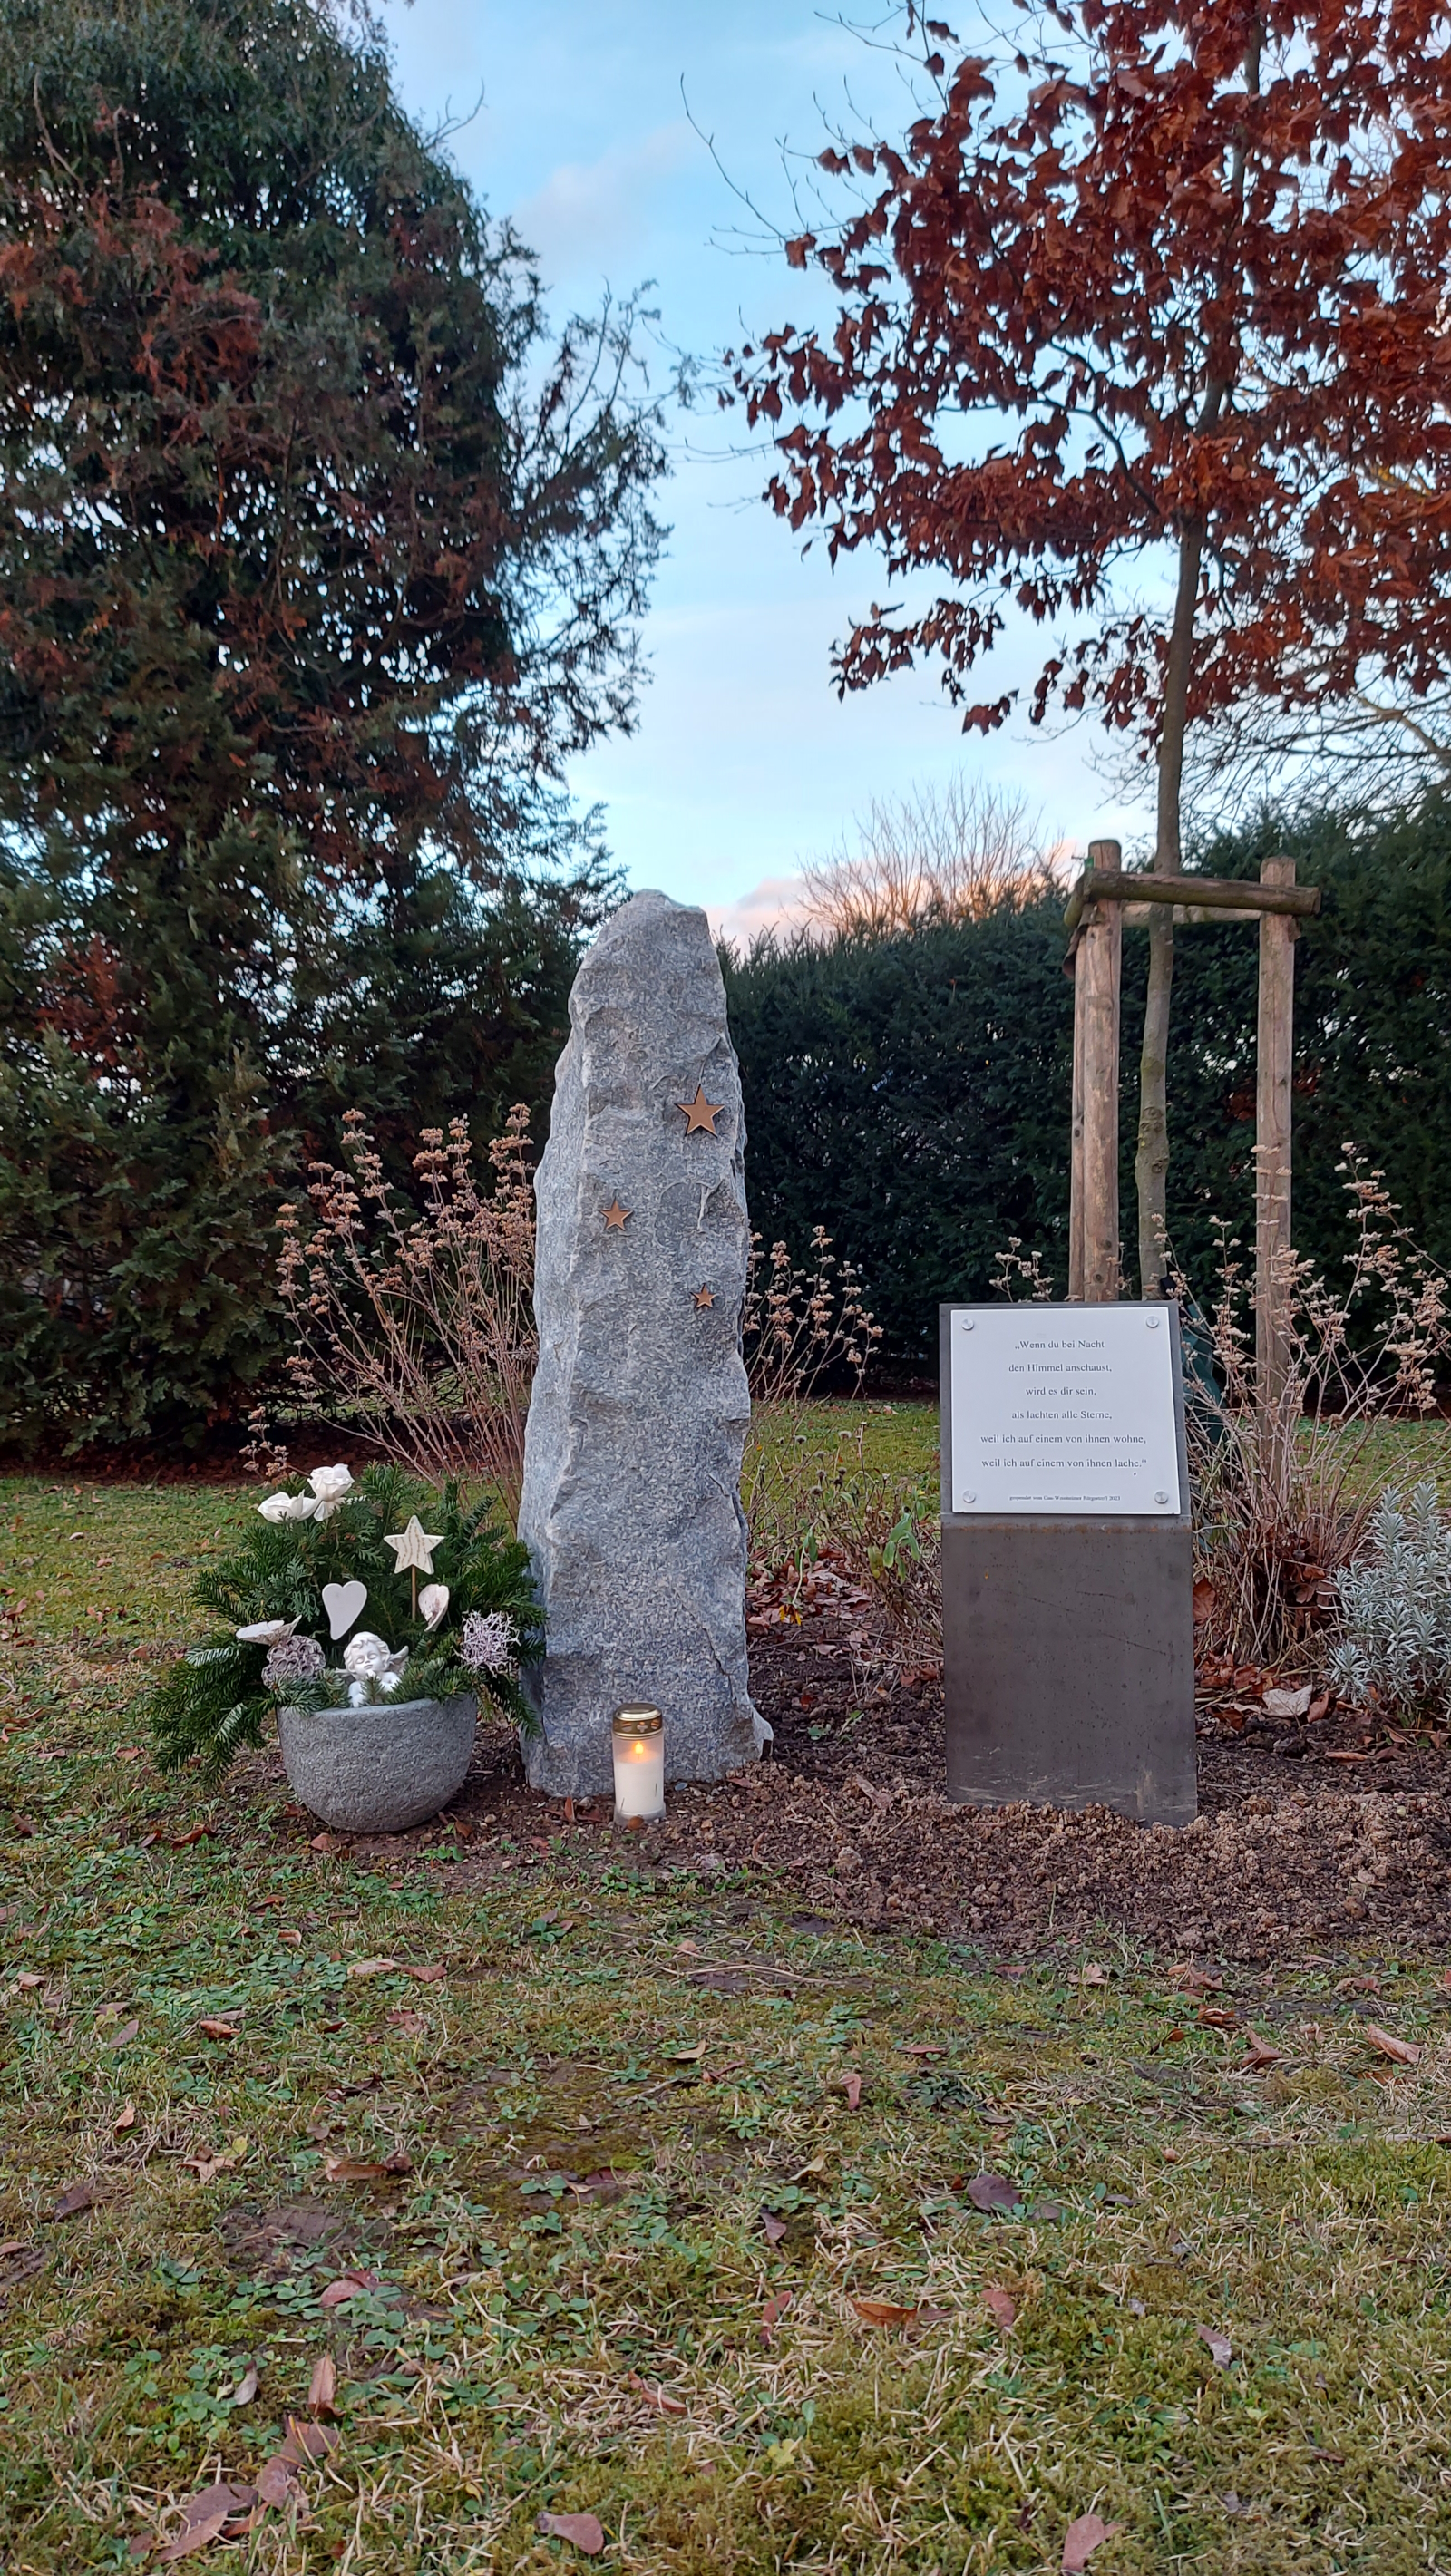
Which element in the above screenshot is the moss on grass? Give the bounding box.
[3,1480,1451,2571]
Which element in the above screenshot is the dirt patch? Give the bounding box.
[238,1572,1451,1968]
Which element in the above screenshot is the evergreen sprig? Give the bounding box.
[149,1465,540,1782]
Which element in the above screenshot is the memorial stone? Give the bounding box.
[518,889,768,1796]
[940,1302,1196,1826]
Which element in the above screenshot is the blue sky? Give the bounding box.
[384,0,1154,935]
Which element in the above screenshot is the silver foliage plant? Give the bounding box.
[1329,1482,1451,1725]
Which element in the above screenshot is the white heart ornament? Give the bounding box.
[322,1580,368,1642]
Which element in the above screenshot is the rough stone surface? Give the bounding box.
[278,1694,476,1832]
[518,888,767,1797]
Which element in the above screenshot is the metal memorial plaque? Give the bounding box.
[940,1302,1196,1829]
[948,1305,1182,1517]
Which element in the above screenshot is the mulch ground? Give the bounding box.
[237,1557,1451,1970]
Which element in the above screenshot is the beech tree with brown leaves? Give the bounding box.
[731,0,1451,1296]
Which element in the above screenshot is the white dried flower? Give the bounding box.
[257,1492,296,1525]
[236,1618,300,1647]
[460,1609,517,1677]
[263,1634,326,1691]
[418,1582,450,1634]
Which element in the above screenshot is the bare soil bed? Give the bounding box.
[256,1560,1451,1968]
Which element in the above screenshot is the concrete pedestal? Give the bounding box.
[940,1517,1196,1824]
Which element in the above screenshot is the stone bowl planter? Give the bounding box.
[278,1693,477,1834]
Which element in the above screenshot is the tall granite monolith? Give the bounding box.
[517,889,768,1796]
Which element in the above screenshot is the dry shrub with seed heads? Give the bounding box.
[276,1106,536,1522]
[741,1233,935,1662]
[1183,1150,1451,1671]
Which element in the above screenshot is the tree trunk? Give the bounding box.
[1135,517,1203,1298]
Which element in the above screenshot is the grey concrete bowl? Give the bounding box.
[278,1693,477,1833]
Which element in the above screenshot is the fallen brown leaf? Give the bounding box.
[899,2040,947,2057]
[760,2290,793,2345]
[403,1961,446,1983]
[308,2352,337,2415]
[51,2182,94,2221]
[1243,2030,1283,2069]
[180,2137,248,2186]
[851,2295,948,2329]
[114,2103,137,2134]
[761,2210,787,2244]
[1366,2023,1421,2066]
[663,2041,707,2063]
[536,2511,605,2555]
[254,2458,296,2511]
[318,2269,380,2309]
[99,2017,140,2051]
[982,2286,1017,2332]
[278,2416,338,2466]
[231,2363,259,2406]
[158,2481,256,2561]
[387,2007,426,2035]
[1062,2511,1123,2572]
[1198,2005,1238,2030]
[1197,2326,1233,2368]
[841,2071,862,2111]
[1168,1965,1223,1994]
[966,2172,1022,2213]
[15,1970,43,1990]
[322,2152,412,2184]
[626,2370,686,2414]
[170,1825,212,1850]
[346,1957,399,1979]
[197,2019,239,2042]
[1081,1964,1109,1986]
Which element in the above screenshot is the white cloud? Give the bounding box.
[514,123,696,288]
[706,873,813,950]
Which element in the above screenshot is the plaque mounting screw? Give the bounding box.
[962,1492,977,1503]
[960,1317,975,1329]
[1146,1314,1161,1327]
[1154,1490,1170,1505]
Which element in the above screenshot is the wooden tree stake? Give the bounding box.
[1076,876,1122,1304]
[1255,852,1296,1418]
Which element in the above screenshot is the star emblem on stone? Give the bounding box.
[385,1514,443,1577]
[677,1084,724,1136]
[602,1200,631,1230]
[693,1284,716,1309]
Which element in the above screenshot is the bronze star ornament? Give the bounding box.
[692,1285,716,1310]
[602,1200,631,1231]
[677,1084,724,1136]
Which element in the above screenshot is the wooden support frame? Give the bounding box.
[1066,857,1319,1369]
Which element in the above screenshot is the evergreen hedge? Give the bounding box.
[725,802,1451,1365]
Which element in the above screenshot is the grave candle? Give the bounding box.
[611,1704,665,1820]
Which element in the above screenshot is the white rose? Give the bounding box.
[257,1493,295,1524]
[418,1583,450,1634]
[307,1464,355,1520]
[235,1618,300,1647]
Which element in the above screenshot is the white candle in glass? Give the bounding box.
[611,1704,665,1820]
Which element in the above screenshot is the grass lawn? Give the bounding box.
[5,1475,1451,2572]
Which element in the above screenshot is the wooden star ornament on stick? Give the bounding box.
[385,1514,443,1617]
[677,1084,724,1136]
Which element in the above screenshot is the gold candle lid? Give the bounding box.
[612,1704,663,1735]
